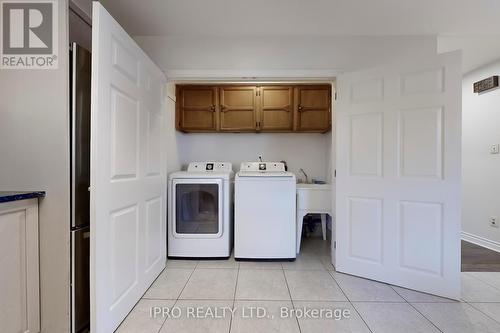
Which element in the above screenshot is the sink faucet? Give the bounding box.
[299,168,309,184]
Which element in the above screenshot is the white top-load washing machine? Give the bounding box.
[235,162,296,260]
[168,162,233,258]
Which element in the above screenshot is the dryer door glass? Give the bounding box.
[176,183,220,234]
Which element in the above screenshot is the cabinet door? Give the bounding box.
[0,199,40,333]
[295,85,331,132]
[219,86,257,131]
[259,86,293,131]
[177,86,218,131]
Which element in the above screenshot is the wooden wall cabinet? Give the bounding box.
[177,86,218,132]
[295,85,331,132]
[176,84,331,133]
[259,86,294,132]
[220,86,257,131]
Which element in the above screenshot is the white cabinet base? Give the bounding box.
[0,199,40,333]
[296,184,334,254]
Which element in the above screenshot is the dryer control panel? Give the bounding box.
[187,162,232,172]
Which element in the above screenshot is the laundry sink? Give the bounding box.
[296,183,333,211]
[296,183,331,190]
[296,183,334,253]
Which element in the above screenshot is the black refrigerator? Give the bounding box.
[70,42,91,333]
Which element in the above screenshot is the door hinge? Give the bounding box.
[334,91,337,100]
[334,241,336,249]
[334,169,336,177]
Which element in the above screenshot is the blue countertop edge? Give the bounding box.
[0,191,46,203]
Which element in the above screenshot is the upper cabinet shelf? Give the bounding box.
[176,84,332,133]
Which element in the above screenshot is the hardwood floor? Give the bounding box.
[462,240,500,272]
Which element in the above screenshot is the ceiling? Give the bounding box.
[100,0,500,37]
[96,0,500,73]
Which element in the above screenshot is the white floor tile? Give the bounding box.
[236,269,290,301]
[469,272,500,291]
[391,285,457,303]
[331,272,403,302]
[197,257,239,269]
[294,301,370,333]
[125,238,500,332]
[180,268,238,300]
[413,302,500,333]
[461,273,500,302]
[285,270,347,301]
[231,300,300,333]
[160,300,232,333]
[166,259,198,269]
[353,302,440,333]
[282,254,325,270]
[238,261,283,270]
[319,255,335,271]
[468,303,500,323]
[143,268,193,300]
[116,299,175,333]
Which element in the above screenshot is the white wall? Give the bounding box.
[0,1,70,333]
[462,59,500,251]
[135,36,436,78]
[176,133,331,182]
[165,83,182,174]
[438,36,500,74]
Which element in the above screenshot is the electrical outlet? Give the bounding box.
[490,144,500,154]
[490,216,499,228]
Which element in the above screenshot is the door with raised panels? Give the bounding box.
[295,85,331,132]
[219,86,257,131]
[259,86,294,131]
[335,51,462,299]
[177,86,218,131]
[90,3,167,332]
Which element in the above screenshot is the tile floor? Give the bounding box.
[117,238,500,333]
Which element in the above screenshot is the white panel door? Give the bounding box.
[90,3,167,332]
[335,52,461,299]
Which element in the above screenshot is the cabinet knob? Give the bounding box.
[298,105,303,111]
[210,105,216,112]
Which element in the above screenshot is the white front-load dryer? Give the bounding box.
[168,162,233,258]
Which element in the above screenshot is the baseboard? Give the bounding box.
[462,231,500,253]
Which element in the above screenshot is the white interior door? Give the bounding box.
[335,51,462,299]
[90,3,167,332]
